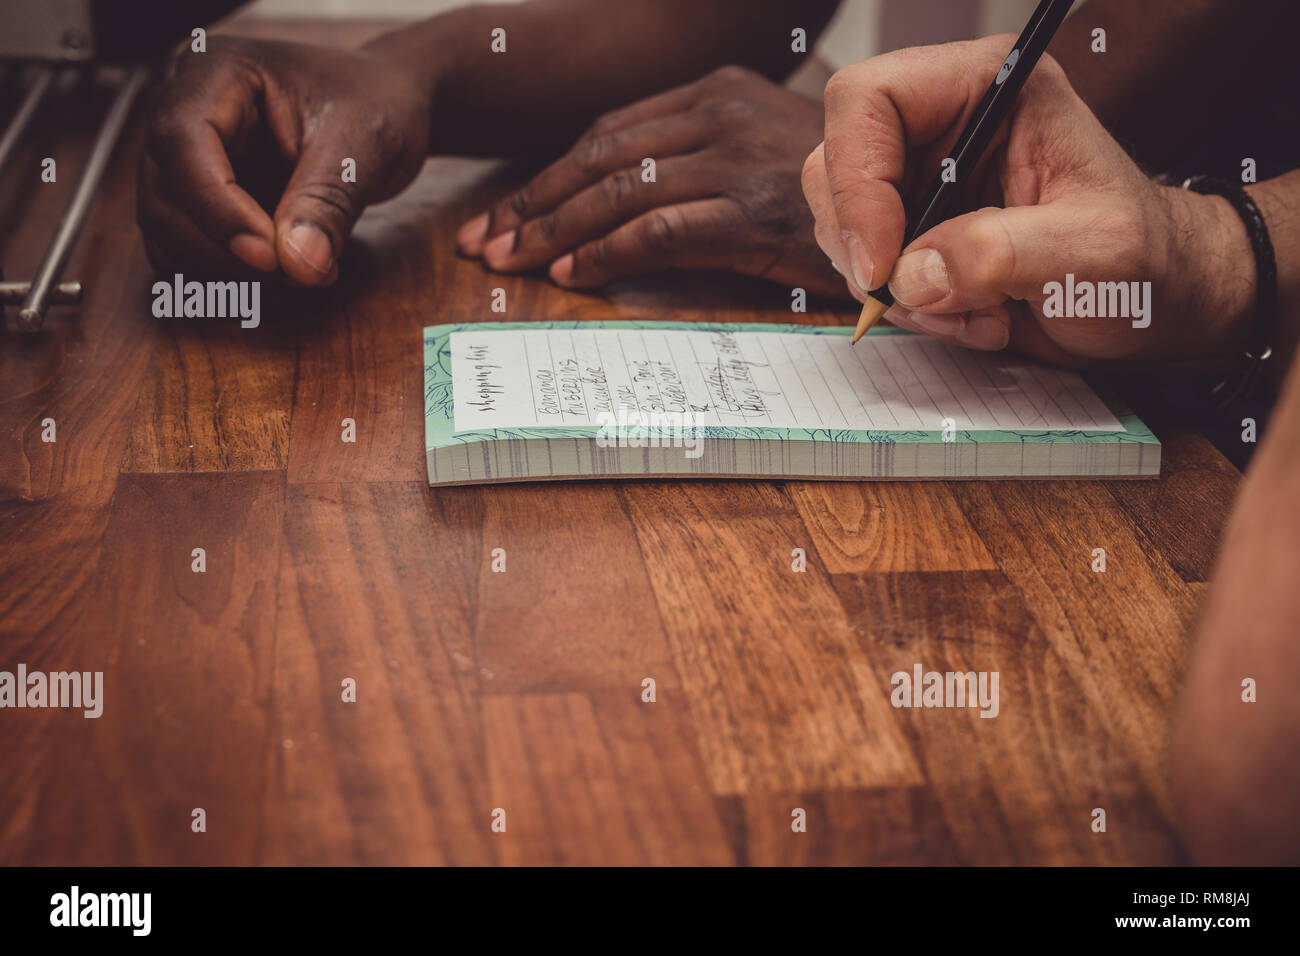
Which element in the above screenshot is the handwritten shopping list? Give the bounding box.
[449,328,1122,433]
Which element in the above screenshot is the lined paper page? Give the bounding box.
[449,329,1122,432]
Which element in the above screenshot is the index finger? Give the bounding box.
[821,38,1014,291]
[145,62,277,266]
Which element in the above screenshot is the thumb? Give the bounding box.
[273,137,366,285]
[887,204,1073,314]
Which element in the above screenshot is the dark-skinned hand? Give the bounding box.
[137,36,432,284]
[457,65,844,297]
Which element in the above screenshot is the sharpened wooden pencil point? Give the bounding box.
[852,296,890,344]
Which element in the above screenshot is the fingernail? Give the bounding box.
[229,233,277,272]
[457,212,489,252]
[958,310,1011,350]
[889,248,950,308]
[549,254,574,284]
[844,233,874,294]
[285,222,333,276]
[908,312,965,338]
[828,257,864,299]
[483,229,517,267]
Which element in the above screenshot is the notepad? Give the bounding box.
[423,321,1159,485]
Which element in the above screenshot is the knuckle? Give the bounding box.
[295,179,357,225]
[200,36,265,74]
[173,35,258,81]
[741,175,794,230]
[584,111,618,138]
[201,35,239,56]
[825,107,897,173]
[706,96,759,128]
[1028,52,1069,91]
[825,173,876,211]
[823,65,865,108]
[533,212,559,242]
[351,115,412,186]
[145,110,191,158]
[573,134,611,172]
[601,168,638,207]
[170,38,219,77]
[504,186,532,221]
[583,236,613,273]
[823,57,896,115]
[800,148,826,197]
[704,64,755,88]
[642,210,680,254]
[361,112,404,158]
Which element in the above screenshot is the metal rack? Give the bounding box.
[0,64,149,330]
[0,0,248,330]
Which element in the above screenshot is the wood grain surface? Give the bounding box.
[0,19,1237,866]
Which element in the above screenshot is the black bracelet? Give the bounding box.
[1179,175,1278,407]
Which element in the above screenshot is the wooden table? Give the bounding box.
[0,19,1244,866]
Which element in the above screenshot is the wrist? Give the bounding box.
[362,10,506,156]
[360,18,457,119]
[1159,183,1256,365]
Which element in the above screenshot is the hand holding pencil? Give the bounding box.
[845,0,1074,344]
[800,3,1242,365]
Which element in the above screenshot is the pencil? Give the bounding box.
[852,0,1075,344]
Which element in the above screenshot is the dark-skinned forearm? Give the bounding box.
[364,0,837,156]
